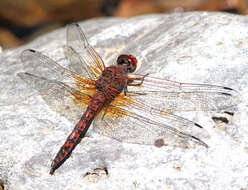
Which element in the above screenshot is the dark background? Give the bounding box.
[0,0,246,49]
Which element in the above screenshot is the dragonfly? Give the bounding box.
[18,23,240,175]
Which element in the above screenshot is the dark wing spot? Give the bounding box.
[223,86,233,90]
[212,116,229,124]
[224,111,234,116]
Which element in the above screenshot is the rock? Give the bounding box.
[0,12,247,190]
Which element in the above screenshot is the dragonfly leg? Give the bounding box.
[124,85,128,96]
[127,73,149,86]
[124,73,149,95]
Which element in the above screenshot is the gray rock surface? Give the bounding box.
[0,12,248,190]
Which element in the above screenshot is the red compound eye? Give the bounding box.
[117,54,137,73]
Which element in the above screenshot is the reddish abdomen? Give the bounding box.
[50,93,106,175]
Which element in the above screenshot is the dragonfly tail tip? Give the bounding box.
[49,168,55,175]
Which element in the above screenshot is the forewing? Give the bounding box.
[93,72,240,147]
[126,75,240,112]
[64,46,99,81]
[66,23,105,79]
[19,49,95,121]
[21,49,95,96]
[93,94,209,148]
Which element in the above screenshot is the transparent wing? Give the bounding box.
[126,74,240,112]
[64,45,100,81]
[93,73,240,147]
[66,23,105,80]
[18,72,91,122]
[93,94,209,148]
[19,49,96,122]
[20,49,96,96]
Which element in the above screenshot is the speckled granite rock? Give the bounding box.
[0,12,248,190]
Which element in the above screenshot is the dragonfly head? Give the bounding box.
[117,54,137,73]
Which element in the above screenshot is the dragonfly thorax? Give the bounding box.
[95,66,126,100]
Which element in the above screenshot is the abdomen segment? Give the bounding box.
[50,93,105,175]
